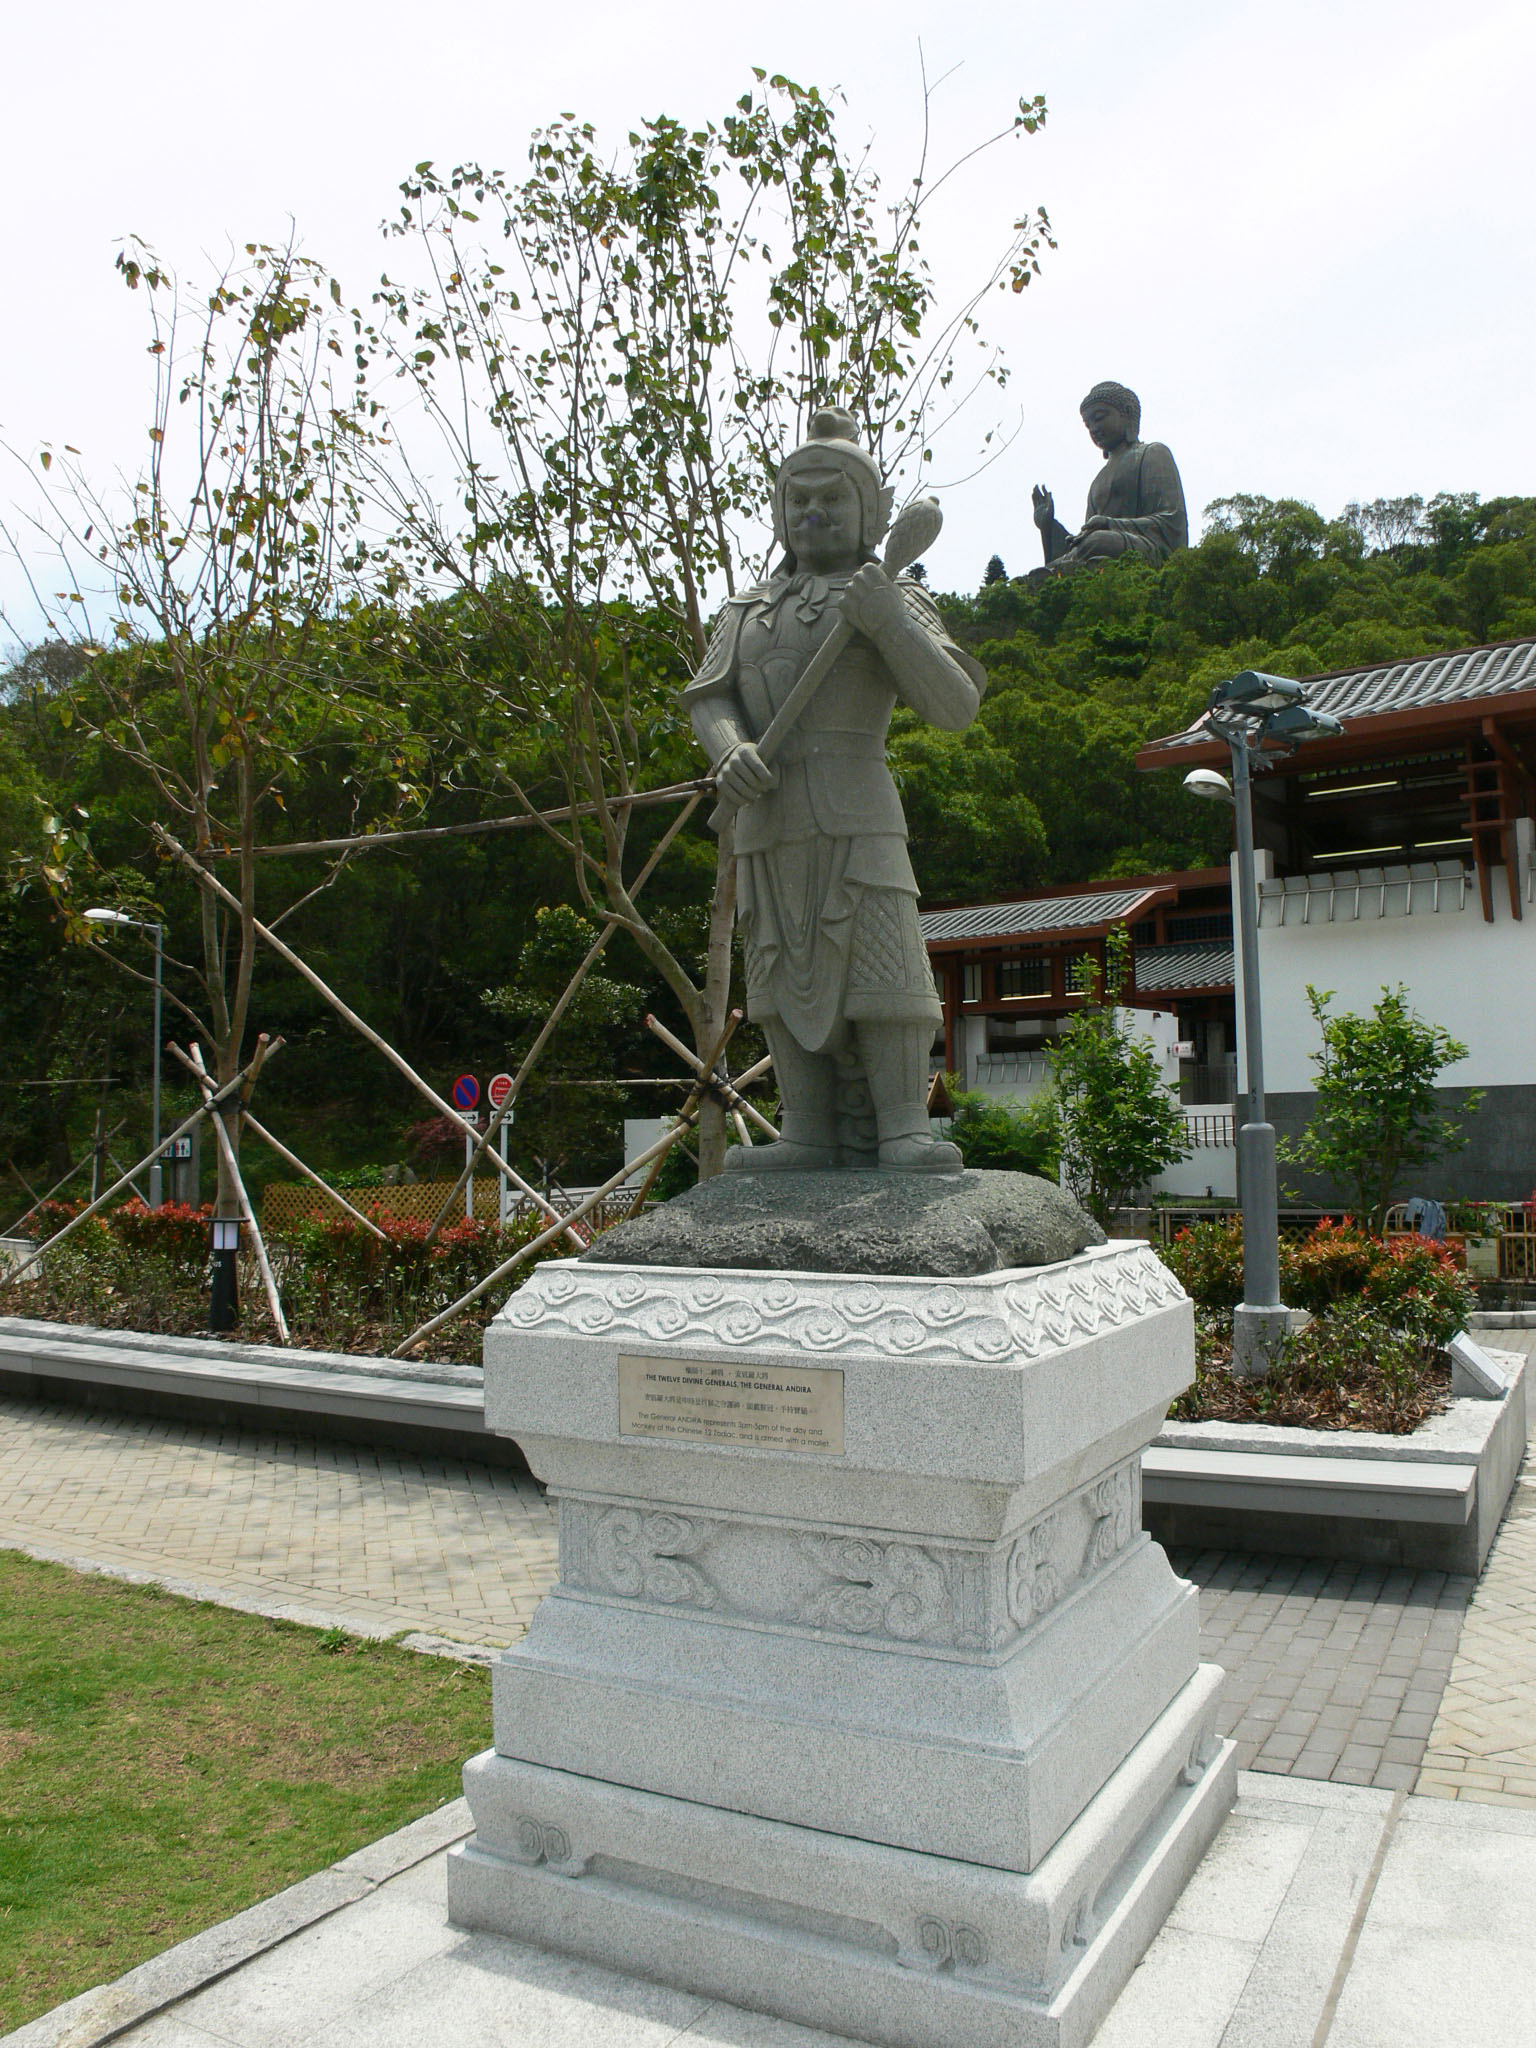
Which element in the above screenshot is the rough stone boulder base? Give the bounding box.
[581,1167,1104,1278]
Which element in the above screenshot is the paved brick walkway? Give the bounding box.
[0,1395,556,1650]
[1172,1547,1471,1791]
[3,1334,1534,1811]
[1416,1329,1536,1806]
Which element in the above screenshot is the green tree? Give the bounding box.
[362,75,1054,1173]
[484,904,647,1181]
[1051,928,1188,1226]
[1279,985,1482,1232]
[9,242,421,1232]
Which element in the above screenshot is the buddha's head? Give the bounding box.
[773,408,894,573]
[1080,381,1141,454]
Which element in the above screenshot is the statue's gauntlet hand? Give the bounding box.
[715,740,779,805]
[839,562,908,646]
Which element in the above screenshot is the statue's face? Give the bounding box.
[782,466,862,572]
[1082,401,1131,454]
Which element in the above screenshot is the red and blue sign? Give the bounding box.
[451,1073,480,1111]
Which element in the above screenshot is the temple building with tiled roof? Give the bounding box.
[1137,636,1536,1203]
[922,635,1536,1207]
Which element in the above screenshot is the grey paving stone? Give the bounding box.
[1173,1545,1471,1796]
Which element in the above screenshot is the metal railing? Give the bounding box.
[1178,1062,1237,1106]
[1182,1112,1235,1149]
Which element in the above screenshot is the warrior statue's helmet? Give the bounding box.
[772,406,896,565]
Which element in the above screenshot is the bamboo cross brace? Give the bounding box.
[642,1014,777,1138]
[623,1011,745,1213]
[153,826,586,1252]
[4,1052,282,1285]
[421,784,708,1247]
[180,1041,290,1344]
[3,1123,126,1239]
[243,779,712,860]
[390,1112,702,1360]
[234,1114,392,1243]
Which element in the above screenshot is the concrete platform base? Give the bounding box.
[447,1672,1235,2048]
[17,1777,1536,2048]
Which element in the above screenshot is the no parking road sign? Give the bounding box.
[451,1073,480,1112]
[488,1072,514,1112]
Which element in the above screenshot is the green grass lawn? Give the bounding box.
[0,1551,492,2034]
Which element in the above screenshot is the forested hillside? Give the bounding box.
[902,490,1536,898]
[3,488,1533,1197]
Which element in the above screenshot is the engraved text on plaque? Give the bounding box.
[618,1355,845,1454]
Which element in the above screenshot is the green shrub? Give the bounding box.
[946,1089,1060,1177]
[1161,1217,1244,1309]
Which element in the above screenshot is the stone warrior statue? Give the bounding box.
[1032,380,1188,573]
[685,409,986,1173]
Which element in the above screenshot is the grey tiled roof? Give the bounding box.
[919,886,1162,945]
[1133,942,1235,992]
[1145,636,1536,754]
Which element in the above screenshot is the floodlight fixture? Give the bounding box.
[1264,703,1346,745]
[1182,768,1235,806]
[1213,670,1306,714]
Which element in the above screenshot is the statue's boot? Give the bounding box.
[724,1026,839,1173]
[857,1020,963,1174]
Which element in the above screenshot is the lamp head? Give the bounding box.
[1212,670,1306,714]
[84,907,133,926]
[1264,703,1345,745]
[1182,767,1235,806]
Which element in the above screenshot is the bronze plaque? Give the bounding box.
[618,1354,845,1454]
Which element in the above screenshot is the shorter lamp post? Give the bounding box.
[1184,672,1344,1377]
[84,907,165,1208]
[209,1216,240,1333]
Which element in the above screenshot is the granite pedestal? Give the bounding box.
[449,1240,1235,2048]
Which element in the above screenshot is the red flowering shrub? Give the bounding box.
[1165,1215,1473,1349]
[1162,1219,1244,1309]
[108,1199,214,1270]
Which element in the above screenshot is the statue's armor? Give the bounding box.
[686,571,975,1059]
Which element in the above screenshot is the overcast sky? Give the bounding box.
[3,0,1533,644]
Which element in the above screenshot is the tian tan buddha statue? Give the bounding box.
[1032,380,1188,573]
[684,408,985,1174]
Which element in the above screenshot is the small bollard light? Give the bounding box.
[210,1217,240,1332]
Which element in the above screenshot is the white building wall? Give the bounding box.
[1235,849,1536,1096]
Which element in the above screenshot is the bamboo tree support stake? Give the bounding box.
[233,1113,391,1243]
[422,784,708,1247]
[181,1042,290,1344]
[392,1112,702,1361]
[395,1007,745,1358]
[422,917,618,1245]
[5,1054,281,1284]
[4,1124,127,1238]
[153,826,585,1252]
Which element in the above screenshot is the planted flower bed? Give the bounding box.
[0,1199,573,1364]
[1162,1218,1474,1435]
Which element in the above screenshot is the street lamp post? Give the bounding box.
[84,908,165,1207]
[1184,672,1343,1378]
